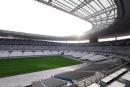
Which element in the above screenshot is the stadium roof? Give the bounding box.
[36,0,118,33]
[0,0,130,41]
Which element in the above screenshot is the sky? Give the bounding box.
[0,0,92,37]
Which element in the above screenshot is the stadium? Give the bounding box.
[0,0,130,87]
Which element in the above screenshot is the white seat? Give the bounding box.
[88,83,100,87]
[121,72,130,81]
[107,81,125,87]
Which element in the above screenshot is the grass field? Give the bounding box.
[0,56,80,78]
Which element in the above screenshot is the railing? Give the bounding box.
[75,72,104,87]
[74,62,128,87]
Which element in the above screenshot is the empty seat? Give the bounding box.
[88,83,100,87]
[101,68,127,86]
[107,81,125,87]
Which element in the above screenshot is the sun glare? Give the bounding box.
[0,0,92,36]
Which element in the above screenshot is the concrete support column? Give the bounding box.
[89,37,98,43]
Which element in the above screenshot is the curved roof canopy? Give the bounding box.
[1,0,125,41]
[36,0,118,33]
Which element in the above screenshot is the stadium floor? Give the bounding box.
[0,56,80,78]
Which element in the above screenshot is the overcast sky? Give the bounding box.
[0,0,92,37]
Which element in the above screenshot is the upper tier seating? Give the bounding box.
[0,38,130,63]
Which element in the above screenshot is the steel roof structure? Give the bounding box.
[0,0,130,41]
[36,0,118,33]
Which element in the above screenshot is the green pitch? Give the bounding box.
[0,56,80,78]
